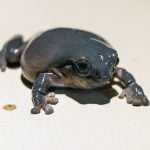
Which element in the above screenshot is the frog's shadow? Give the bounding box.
[21,75,120,105]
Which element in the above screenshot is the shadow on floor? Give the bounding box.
[56,86,118,105]
[21,75,119,105]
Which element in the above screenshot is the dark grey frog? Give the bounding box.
[0,28,149,115]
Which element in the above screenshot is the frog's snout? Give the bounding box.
[94,70,111,85]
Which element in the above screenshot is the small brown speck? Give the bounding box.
[3,104,17,111]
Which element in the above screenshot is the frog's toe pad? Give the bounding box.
[43,104,54,115]
[31,106,41,114]
[45,92,59,105]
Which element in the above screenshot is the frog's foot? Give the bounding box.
[31,105,54,115]
[45,92,59,105]
[31,96,54,115]
[0,52,7,72]
[31,72,65,115]
[119,83,149,106]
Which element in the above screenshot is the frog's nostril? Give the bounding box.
[115,58,119,65]
[95,71,101,80]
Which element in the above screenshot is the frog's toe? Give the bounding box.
[43,104,54,115]
[126,97,133,104]
[0,65,6,72]
[45,92,59,105]
[31,106,41,114]
[119,90,126,99]
[131,95,149,106]
[0,55,7,72]
[139,95,149,106]
[126,95,149,106]
[131,97,143,106]
[47,97,58,105]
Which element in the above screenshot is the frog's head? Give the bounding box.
[64,49,119,88]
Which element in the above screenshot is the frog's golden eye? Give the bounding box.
[75,59,91,76]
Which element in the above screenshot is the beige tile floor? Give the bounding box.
[0,0,150,150]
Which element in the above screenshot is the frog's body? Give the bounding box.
[21,28,117,88]
[0,28,149,115]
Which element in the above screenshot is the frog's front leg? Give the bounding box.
[114,67,149,106]
[0,35,27,71]
[31,72,65,115]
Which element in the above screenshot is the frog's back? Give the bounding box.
[21,28,112,82]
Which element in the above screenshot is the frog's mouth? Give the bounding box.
[59,66,110,89]
[66,74,108,89]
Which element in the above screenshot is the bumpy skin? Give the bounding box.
[0,28,149,115]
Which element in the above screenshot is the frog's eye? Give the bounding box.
[75,59,91,76]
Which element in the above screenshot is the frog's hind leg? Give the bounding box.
[0,35,27,71]
[31,72,65,115]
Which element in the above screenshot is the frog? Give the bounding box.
[0,28,149,115]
